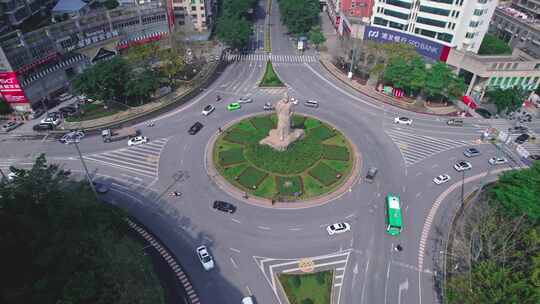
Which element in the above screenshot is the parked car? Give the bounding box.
[304,100,319,108]
[475,108,492,118]
[188,122,204,135]
[127,136,148,146]
[196,245,214,271]
[326,222,351,235]
[227,102,241,111]
[463,147,481,158]
[488,157,508,165]
[33,123,54,131]
[394,117,412,125]
[365,167,378,183]
[242,296,255,304]
[47,111,61,119]
[509,126,528,133]
[446,119,464,126]
[263,102,274,111]
[202,104,215,116]
[40,117,61,126]
[58,93,73,102]
[514,133,530,144]
[213,200,236,213]
[454,161,472,172]
[238,97,253,104]
[433,174,451,185]
[290,97,299,105]
[1,121,23,132]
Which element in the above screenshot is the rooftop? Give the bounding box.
[496,4,540,31]
[52,0,90,13]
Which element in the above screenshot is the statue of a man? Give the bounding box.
[275,98,292,141]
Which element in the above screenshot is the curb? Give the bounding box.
[127,219,201,304]
[318,58,461,117]
[204,112,363,210]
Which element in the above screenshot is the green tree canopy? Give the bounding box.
[0,98,12,114]
[0,155,165,304]
[487,87,527,114]
[404,56,427,95]
[308,26,326,50]
[384,57,409,89]
[158,49,185,84]
[478,34,512,55]
[279,0,320,35]
[424,62,465,101]
[216,16,252,49]
[125,42,159,66]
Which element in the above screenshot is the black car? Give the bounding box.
[188,122,204,135]
[475,108,492,119]
[33,123,54,131]
[515,133,530,144]
[365,167,378,183]
[510,126,528,133]
[529,155,540,161]
[59,106,78,116]
[213,200,236,213]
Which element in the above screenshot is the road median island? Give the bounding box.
[278,271,333,304]
[259,61,285,87]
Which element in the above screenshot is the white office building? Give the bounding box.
[370,0,497,53]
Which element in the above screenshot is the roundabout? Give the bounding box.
[208,111,360,206]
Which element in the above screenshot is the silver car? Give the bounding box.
[1,121,22,132]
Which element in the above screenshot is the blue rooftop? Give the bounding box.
[52,0,88,13]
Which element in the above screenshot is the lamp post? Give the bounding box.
[64,131,98,199]
[348,38,358,79]
[460,164,466,206]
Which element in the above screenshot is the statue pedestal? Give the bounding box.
[259,129,304,151]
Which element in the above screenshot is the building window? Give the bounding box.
[419,5,450,16]
[465,32,475,39]
[512,63,518,69]
[200,6,204,10]
[429,0,454,4]
[419,28,437,38]
[469,21,480,27]
[437,32,453,42]
[389,21,405,30]
[383,9,409,20]
[374,17,389,26]
[473,9,483,16]
[491,63,498,69]
[535,63,540,70]
[416,17,446,28]
[386,0,412,9]
[191,6,196,10]
[191,0,196,3]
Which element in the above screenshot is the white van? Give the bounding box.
[304,100,319,108]
[241,296,254,304]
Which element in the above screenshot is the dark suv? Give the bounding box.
[515,134,530,144]
[188,122,203,135]
[213,200,236,213]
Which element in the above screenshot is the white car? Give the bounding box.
[196,245,214,271]
[290,97,298,105]
[202,104,215,116]
[488,157,508,165]
[6,171,16,182]
[433,174,451,185]
[238,97,253,104]
[454,161,472,172]
[394,117,412,125]
[326,222,351,235]
[128,136,148,146]
[41,117,61,126]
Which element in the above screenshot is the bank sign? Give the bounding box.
[0,72,29,103]
[364,26,450,61]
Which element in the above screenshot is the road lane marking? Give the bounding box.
[231,218,241,223]
[345,213,355,219]
[230,247,241,253]
[257,225,271,230]
[288,227,302,231]
[230,257,238,269]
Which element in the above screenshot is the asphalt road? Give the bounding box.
[0,1,533,303]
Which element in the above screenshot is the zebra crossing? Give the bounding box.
[224,53,319,63]
[386,128,473,166]
[83,137,169,178]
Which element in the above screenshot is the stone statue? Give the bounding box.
[260,92,304,151]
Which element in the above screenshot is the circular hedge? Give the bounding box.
[212,114,355,201]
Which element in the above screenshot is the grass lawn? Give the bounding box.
[223,129,260,145]
[253,175,277,197]
[302,174,327,197]
[259,61,285,87]
[322,145,350,161]
[237,166,267,190]
[218,148,245,166]
[250,115,275,133]
[309,162,341,186]
[223,163,248,181]
[304,117,322,129]
[309,125,336,141]
[278,271,333,304]
[276,175,303,197]
[65,103,120,122]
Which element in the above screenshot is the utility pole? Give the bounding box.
[73,141,98,199]
[461,166,466,207]
[348,38,358,79]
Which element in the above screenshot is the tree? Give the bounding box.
[158,50,185,84]
[383,57,409,89]
[278,0,320,35]
[478,34,512,55]
[424,62,464,102]
[125,69,160,105]
[0,155,165,304]
[487,87,527,114]
[404,56,426,96]
[216,16,252,49]
[125,42,159,66]
[103,0,119,10]
[308,26,326,50]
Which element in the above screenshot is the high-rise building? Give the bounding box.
[370,0,497,53]
[169,0,215,35]
[0,0,56,32]
[511,0,540,19]
[341,0,375,19]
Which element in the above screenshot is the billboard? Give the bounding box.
[363,26,450,61]
[0,72,29,103]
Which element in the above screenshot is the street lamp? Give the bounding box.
[63,131,98,199]
[460,162,466,206]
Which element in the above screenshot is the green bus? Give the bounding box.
[386,194,403,236]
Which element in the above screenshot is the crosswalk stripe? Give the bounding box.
[82,157,156,177]
[85,154,156,171]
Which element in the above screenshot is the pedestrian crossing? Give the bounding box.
[83,137,169,178]
[386,129,472,166]
[224,53,318,63]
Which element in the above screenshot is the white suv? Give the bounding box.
[394,117,412,125]
[202,104,215,116]
[454,161,472,172]
[488,157,508,165]
[326,222,351,235]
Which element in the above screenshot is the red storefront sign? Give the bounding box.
[0,72,29,103]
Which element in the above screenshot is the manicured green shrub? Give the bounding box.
[260,61,285,87]
[219,148,245,166]
[322,145,349,161]
[277,175,303,196]
[223,129,259,144]
[291,275,301,288]
[250,115,275,132]
[309,162,340,186]
[316,271,326,285]
[292,115,306,128]
[301,298,314,304]
[309,125,335,141]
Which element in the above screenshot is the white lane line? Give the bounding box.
[230,257,238,269]
[345,213,356,219]
[231,218,241,224]
[257,226,271,230]
[230,247,241,253]
[288,227,303,231]
[82,157,156,177]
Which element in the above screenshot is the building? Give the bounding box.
[490,4,540,58]
[370,0,497,53]
[0,0,56,31]
[0,2,170,111]
[511,0,540,19]
[169,0,215,38]
[51,0,93,20]
[341,0,374,19]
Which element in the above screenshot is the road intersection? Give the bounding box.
[0,0,536,303]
